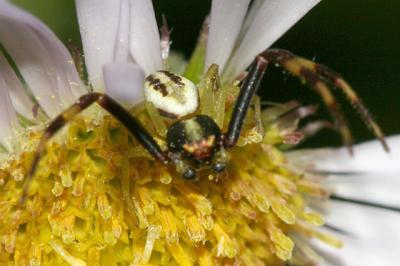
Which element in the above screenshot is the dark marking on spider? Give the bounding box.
[157,108,179,119]
[145,75,168,96]
[20,48,388,205]
[159,70,185,86]
[155,84,168,96]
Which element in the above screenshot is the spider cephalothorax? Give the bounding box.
[166,115,227,179]
[20,49,388,204]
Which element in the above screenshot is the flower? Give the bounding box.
[0,0,399,265]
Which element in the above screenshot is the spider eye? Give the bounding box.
[182,168,196,180]
[212,162,226,173]
[144,71,198,118]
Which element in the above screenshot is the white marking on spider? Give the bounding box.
[144,71,198,118]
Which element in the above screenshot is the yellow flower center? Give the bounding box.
[0,76,341,266]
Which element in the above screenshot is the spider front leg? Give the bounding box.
[224,49,388,152]
[224,55,268,148]
[20,92,168,205]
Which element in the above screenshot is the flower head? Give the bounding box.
[0,0,399,266]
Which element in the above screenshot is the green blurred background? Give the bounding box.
[12,0,400,148]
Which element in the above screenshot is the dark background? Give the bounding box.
[13,0,400,148]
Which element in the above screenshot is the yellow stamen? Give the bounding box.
[160,207,179,244]
[167,242,193,266]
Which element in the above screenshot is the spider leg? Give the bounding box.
[20,92,168,205]
[223,54,348,149]
[261,49,389,152]
[224,55,268,147]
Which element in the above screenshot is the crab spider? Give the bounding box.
[20,49,388,204]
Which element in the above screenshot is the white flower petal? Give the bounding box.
[237,0,264,42]
[0,75,20,151]
[0,53,37,122]
[129,0,163,75]
[327,174,400,209]
[223,0,321,80]
[324,201,400,244]
[312,233,398,266]
[103,62,145,105]
[291,136,400,174]
[206,0,250,72]
[76,0,121,90]
[288,136,400,207]
[289,137,400,264]
[313,202,400,266]
[0,1,83,116]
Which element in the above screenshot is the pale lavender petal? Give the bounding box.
[1,2,85,103]
[205,0,250,72]
[103,62,145,105]
[75,0,121,90]
[0,21,62,116]
[129,0,163,75]
[114,0,131,62]
[223,0,321,80]
[0,75,20,151]
[36,28,86,102]
[0,53,37,121]
[0,1,84,116]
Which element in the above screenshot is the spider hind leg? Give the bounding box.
[261,49,388,152]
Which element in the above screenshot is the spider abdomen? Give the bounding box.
[144,71,199,118]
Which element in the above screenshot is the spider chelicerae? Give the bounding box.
[20,48,388,204]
